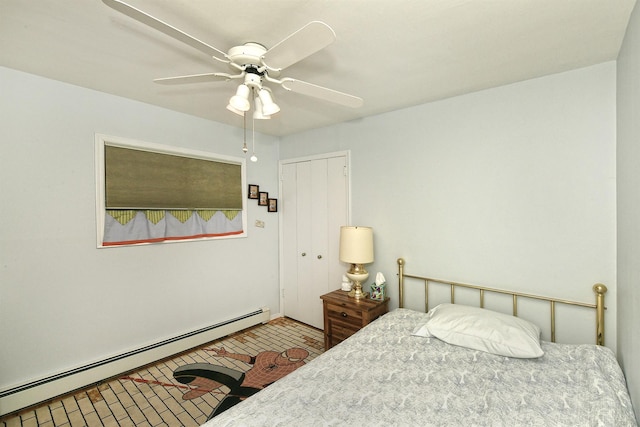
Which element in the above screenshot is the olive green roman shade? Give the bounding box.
[105,145,242,210]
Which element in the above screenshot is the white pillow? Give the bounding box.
[412,303,544,358]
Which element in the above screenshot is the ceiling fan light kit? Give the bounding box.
[102,0,363,156]
[229,84,251,112]
[257,89,280,116]
[227,71,280,118]
[252,95,270,120]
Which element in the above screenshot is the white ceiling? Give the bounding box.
[0,0,636,137]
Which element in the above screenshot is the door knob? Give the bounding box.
[317,255,323,259]
[301,252,306,256]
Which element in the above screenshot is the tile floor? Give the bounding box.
[0,318,324,427]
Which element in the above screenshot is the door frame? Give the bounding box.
[278,151,352,321]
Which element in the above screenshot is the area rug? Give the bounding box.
[119,317,324,423]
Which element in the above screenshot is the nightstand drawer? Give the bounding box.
[325,303,363,324]
[330,320,360,341]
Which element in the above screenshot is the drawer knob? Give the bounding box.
[341,312,348,317]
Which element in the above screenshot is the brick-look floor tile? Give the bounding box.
[156,410,181,426]
[21,418,39,427]
[35,406,53,424]
[161,396,184,415]
[0,319,323,427]
[107,380,125,394]
[92,400,112,421]
[140,406,162,427]
[82,411,102,426]
[147,395,168,414]
[124,405,146,425]
[183,399,204,417]
[121,380,140,395]
[131,392,152,411]
[86,389,103,404]
[151,386,171,402]
[76,396,94,416]
[61,396,80,414]
[115,388,137,409]
[199,393,219,411]
[99,388,118,406]
[175,410,200,427]
[108,401,128,422]
[100,415,119,427]
[117,419,135,427]
[51,405,69,426]
[66,409,86,427]
[3,417,21,427]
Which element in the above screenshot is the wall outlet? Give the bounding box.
[255,220,265,228]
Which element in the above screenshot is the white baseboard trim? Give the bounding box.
[0,308,270,417]
[269,312,283,320]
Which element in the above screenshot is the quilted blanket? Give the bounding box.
[204,308,637,426]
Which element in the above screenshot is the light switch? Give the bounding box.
[255,220,265,228]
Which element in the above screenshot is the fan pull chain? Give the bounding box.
[242,112,248,153]
[251,114,258,162]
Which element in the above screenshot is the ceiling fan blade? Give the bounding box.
[154,72,240,85]
[281,78,363,108]
[102,0,228,63]
[262,21,336,71]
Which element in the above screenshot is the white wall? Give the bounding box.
[0,56,627,410]
[281,62,618,350]
[617,1,640,418]
[0,67,281,391]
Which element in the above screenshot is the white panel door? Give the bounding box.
[281,154,348,329]
[281,161,304,322]
[294,161,314,325]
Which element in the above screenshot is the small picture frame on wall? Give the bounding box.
[248,184,259,199]
[258,192,268,206]
[268,198,278,212]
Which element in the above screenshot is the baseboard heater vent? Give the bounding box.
[0,308,270,417]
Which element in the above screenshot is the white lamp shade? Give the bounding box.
[339,226,374,264]
[258,88,280,116]
[226,103,244,116]
[261,101,280,116]
[252,96,271,120]
[229,84,251,111]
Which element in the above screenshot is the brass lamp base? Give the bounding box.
[346,264,369,299]
[348,281,365,299]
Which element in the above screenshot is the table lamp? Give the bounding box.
[339,226,374,299]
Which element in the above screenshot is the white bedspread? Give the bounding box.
[205,308,637,426]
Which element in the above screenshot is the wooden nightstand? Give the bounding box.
[320,289,390,350]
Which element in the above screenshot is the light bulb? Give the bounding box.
[250,154,258,162]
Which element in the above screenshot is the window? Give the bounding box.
[95,134,247,247]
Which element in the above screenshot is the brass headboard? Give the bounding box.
[397,258,608,346]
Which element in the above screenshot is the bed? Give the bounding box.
[204,258,637,426]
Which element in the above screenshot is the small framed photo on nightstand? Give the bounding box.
[268,198,278,212]
[258,192,268,206]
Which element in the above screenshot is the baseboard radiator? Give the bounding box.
[0,308,270,417]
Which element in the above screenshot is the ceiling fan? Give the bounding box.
[102,0,363,120]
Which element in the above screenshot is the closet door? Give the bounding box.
[281,154,348,329]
